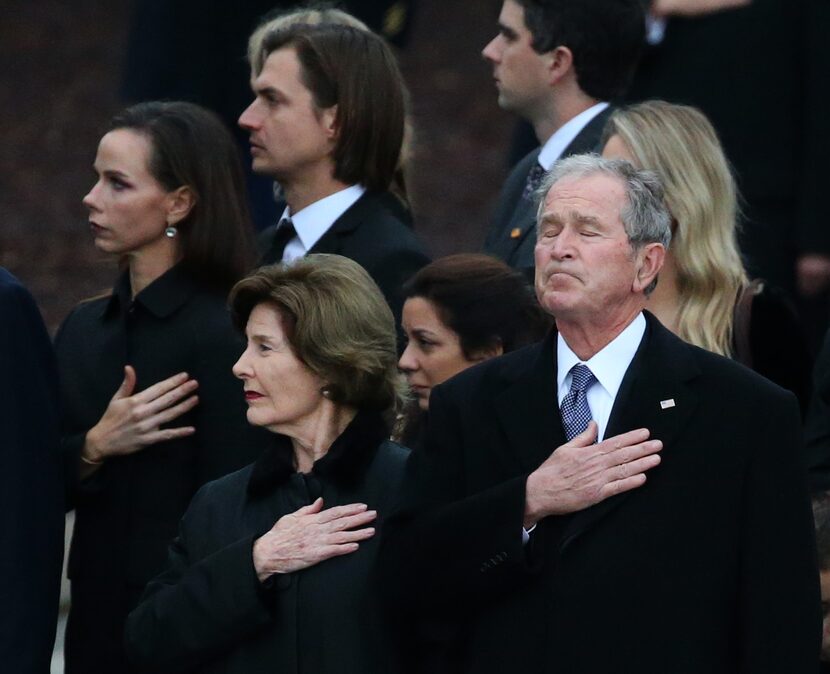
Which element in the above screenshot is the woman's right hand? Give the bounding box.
[82,365,199,466]
[253,498,377,581]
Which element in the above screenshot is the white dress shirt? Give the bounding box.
[537,102,610,171]
[279,184,366,263]
[556,312,646,441]
[523,313,646,542]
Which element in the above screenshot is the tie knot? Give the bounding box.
[522,162,546,201]
[569,364,595,393]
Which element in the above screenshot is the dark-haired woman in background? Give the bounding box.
[55,101,270,673]
[396,254,550,448]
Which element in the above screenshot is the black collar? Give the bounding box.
[247,410,390,499]
[101,264,199,320]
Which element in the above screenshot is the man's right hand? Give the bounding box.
[524,422,662,527]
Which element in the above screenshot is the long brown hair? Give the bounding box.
[260,24,407,194]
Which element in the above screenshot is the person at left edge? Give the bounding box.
[0,268,64,673]
[126,255,409,673]
[240,21,430,327]
[55,101,272,674]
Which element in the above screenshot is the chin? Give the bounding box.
[245,409,272,428]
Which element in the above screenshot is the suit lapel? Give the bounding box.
[307,195,366,256]
[494,332,566,474]
[559,314,701,551]
[559,105,614,158]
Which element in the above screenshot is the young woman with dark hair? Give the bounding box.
[55,101,270,673]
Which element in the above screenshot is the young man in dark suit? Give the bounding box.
[239,21,429,325]
[0,268,64,673]
[386,155,820,673]
[482,0,645,279]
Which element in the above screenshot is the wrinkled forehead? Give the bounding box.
[540,173,628,226]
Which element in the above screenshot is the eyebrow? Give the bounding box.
[247,332,274,343]
[93,166,131,181]
[497,22,518,39]
[573,213,601,227]
[409,327,440,339]
[254,84,284,99]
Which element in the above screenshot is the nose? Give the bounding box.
[548,228,577,260]
[398,342,418,374]
[82,181,101,211]
[238,100,259,131]
[232,347,253,380]
[482,35,501,63]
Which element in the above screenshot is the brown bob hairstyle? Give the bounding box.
[257,23,407,193]
[109,101,255,292]
[230,254,405,414]
[403,254,551,358]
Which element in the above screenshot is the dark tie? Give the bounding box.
[560,364,596,441]
[272,217,296,263]
[522,162,546,202]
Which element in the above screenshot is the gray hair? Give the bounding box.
[535,154,672,251]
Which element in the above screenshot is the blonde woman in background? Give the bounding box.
[601,100,812,412]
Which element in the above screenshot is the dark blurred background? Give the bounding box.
[1,0,514,333]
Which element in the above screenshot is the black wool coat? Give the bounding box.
[0,268,64,673]
[383,313,820,674]
[126,411,410,674]
[55,265,272,673]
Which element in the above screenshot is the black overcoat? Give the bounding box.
[0,268,64,673]
[55,265,272,673]
[126,412,409,674]
[384,313,820,673]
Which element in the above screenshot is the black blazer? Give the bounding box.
[259,190,430,326]
[483,106,614,278]
[55,265,272,673]
[0,268,64,674]
[384,313,820,673]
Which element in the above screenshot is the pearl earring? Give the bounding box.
[164,226,178,238]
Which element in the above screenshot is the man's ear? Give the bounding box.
[633,243,666,293]
[321,104,339,141]
[165,186,197,227]
[468,340,504,363]
[545,45,574,86]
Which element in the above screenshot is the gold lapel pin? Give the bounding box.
[660,399,676,409]
[510,227,522,239]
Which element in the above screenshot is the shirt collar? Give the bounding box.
[280,184,366,252]
[538,101,610,170]
[557,312,646,401]
[101,264,198,320]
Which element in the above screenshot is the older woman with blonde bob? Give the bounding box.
[601,100,812,411]
[126,254,409,673]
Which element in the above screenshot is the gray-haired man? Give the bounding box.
[386,155,820,673]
